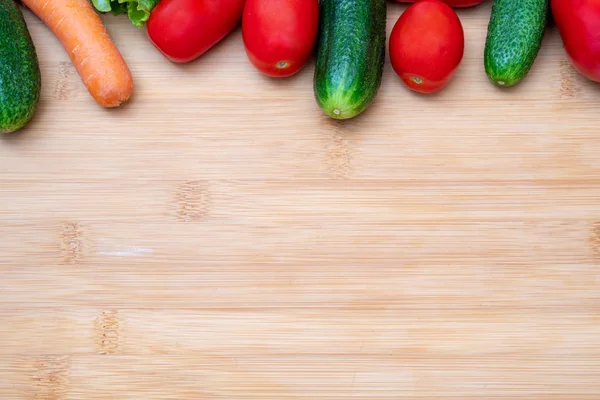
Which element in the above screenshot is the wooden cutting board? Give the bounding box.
[2,2,600,399]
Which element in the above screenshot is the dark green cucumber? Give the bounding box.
[314,0,386,120]
[0,0,41,133]
[484,0,548,87]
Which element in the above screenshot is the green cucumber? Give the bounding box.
[484,0,548,87]
[314,0,386,120]
[0,0,41,133]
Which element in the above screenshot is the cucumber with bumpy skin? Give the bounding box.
[314,0,386,120]
[0,0,41,133]
[484,0,548,87]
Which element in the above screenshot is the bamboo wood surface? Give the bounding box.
[2,2,600,398]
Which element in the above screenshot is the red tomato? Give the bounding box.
[242,0,319,77]
[395,0,486,7]
[146,0,245,63]
[552,0,600,82]
[389,0,464,93]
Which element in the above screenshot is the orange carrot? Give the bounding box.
[21,0,133,108]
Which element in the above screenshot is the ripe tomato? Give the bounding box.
[395,0,486,7]
[552,0,600,82]
[147,0,245,63]
[242,0,319,77]
[389,0,464,93]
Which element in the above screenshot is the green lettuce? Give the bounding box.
[91,0,160,28]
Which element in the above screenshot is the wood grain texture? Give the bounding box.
[2,2,600,398]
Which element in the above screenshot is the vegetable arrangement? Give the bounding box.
[2,0,600,132]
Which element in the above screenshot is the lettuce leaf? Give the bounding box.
[91,0,160,28]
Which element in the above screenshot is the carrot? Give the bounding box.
[21,0,133,108]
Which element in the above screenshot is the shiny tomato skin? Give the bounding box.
[395,0,486,7]
[242,0,319,77]
[389,0,464,93]
[552,0,600,82]
[147,0,245,63]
